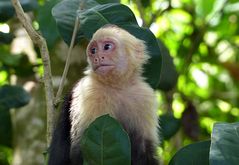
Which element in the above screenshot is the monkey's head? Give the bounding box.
[86,25,149,82]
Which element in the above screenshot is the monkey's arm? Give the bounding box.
[48,94,72,165]
[129,130,159,165]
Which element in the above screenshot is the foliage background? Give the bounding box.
[0,0,238,164]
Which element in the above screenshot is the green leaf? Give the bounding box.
[0,145,12,165]
[193,0,215,18]
[160,114,180,140]
[77,3,138,40]
[0,107,12,147]
[0,50,35,77]
[0,32,14,44]
[80,114,131,165]
[210,122,239,165]
[0,51,22,67]
[37,0,61,49]
[157,40,178,91]
[12,55,35,77]
[96,0,120,4]
[0,85,31,109]
[0,0,38,22]
[212,14,237,38]
[52,0,99,44]
[169,140,210,165]
[53,1,162,88]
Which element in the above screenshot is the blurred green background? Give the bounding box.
[0,0,238,165]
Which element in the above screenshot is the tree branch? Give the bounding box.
[54,17,80,106]
[11,0,55,146]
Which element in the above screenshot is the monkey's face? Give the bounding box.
[87,37,128,76]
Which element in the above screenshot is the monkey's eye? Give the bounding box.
[103,43,113,51]
[91,48,97,54]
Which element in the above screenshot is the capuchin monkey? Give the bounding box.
[48,24,159,165]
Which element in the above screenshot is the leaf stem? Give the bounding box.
[54,16,80,106]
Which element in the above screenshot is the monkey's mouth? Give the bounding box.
[94,64,115,74]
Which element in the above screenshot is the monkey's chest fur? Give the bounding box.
[69,76,158,160]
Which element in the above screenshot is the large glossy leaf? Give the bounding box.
[0,0,38,22]
[0,85,31,109]
[96,0,120,4]
[169,140,210,165]
[77,3,138,39]
[210,122,239,165]
[53,1,162,88]
[80,114,131,165]
[0,106,12,147]
[52,0,99,44]
[37,0,61,49]
[160,114,180,140]
[52,0,120,44]
[157,40,178,91]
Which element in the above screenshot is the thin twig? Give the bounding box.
[54,1,85,105]
[54,17,80,105]
[11,0,55,146]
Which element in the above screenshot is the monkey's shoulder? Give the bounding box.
[72,76,155,106]
[70,77,157,141]
[77,76,152,93]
